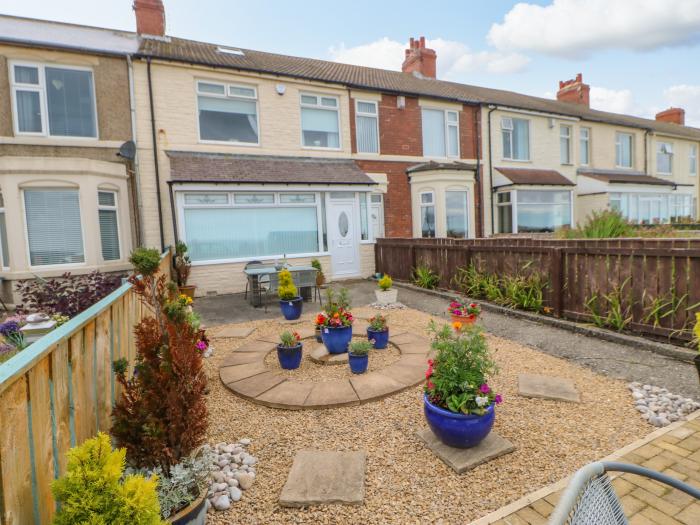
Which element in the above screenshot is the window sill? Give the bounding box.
[197,139,260,147]
[501,158,531,163]
[191,251,331,267]
[0,136,120,148]
[301,146,343,152]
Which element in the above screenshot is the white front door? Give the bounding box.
[327,196,360,277]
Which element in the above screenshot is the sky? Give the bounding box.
[3,0,700,126]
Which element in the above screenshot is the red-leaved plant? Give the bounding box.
[111,248,207,473]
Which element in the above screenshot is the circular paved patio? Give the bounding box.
[218,325,432,410]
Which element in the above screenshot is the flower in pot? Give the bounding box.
[277,330,303,370]
[423,322,502,448]
[375,275,398,305]
[367,314,389,349]
[318,288,354,354]
[448,299,480,325]
[348,339,372,374]
[314,313,324,342]
[311,259,325,286]
[278,269,303,320]
[175,241,196,299]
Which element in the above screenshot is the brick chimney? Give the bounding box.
[402,37,436,79]
[133,0,165,37]
[655,107,685,125]
[557,73,590,107]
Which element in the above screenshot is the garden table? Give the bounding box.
[244,265,317,307]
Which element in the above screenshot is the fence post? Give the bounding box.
[550,247,564,317]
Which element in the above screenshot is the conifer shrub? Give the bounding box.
[277,269,299,300]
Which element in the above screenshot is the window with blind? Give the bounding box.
[422,108,459,158]
[0,192,8,267]
[98,191,120,261]
[355,100,379,153]
[301,94,340,148]
[11,62,97,138]
[502,117,530,161]
[197,81,259,143]
[24,189,84,266]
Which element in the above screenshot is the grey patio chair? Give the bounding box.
[243,260,264,300]
[549,461,700,524]
[263,272,280,313]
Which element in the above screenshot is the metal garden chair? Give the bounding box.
[549,461,700,524]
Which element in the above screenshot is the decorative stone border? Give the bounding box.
[219,329,432,410]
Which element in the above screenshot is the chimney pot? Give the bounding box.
[655,107,685,125]
[556,73,590,107]
[401,35,437,79]
[133,0,165,37]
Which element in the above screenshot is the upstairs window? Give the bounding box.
[580,127,590,165]
[197,81,259,144]
[301,94,340,149]
[11,63,97,138]
[501,117,530,161]
[355,100,379,153]
[616,132,633,168]
[691,145,697,176]
[560,125,572,164]
[656,142,673,175]
[421,109,459,158]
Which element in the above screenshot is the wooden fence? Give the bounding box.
[375,237,700,343]
[0,250,171,525]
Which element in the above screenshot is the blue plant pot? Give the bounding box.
[276,343,303,370]
[348,352,369,374]
[321,325,353,354]
[423,394,495,448]
[279,297,303,320]
[367,328,389,349]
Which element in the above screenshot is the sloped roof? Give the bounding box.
[166,152,376,185]
[495,167,575,186]
[407,161,477,174]
[577,168,676,186]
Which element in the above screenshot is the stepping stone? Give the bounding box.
[380,362,425,387]
[229,372,286,399]
[349,372,405,401]
[309,345,348,365]
[220,351,266,367]
[391,332,430,346]
[296,326,316,339]
[416,429,516,474]
[397,341,431,355]
[220,363,269,385]
[233,341,274,353]
[214,326,255,338]
[518,373,580,403]
[304,380,359,408]
[279,450,366,507]
[256,334,282,344]
[256,380,315,409]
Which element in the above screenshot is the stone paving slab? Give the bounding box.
[349,372,406,401]
[229,372,287,399]
[220,363,269,385]
[256,380,315,409]
[518,373,580,403]
[256,333,283,344]
[304,380,360,408]
[391,332,430,345]
[309,346,349,365]
[380,362,426,387]
[279,450,366,507]
[417,429,516,474]
[233,341,274,353]
[214,326,256,338]
[220,351,266,367]
[396,341,432,354]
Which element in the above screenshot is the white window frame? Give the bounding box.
[9,60,99,139]
[0,191,7,269]
[419,190,436,238]
[178,190,329,265]
[497,189,573,233]
[421,108,459,159]
[691,144,697,177]
[97,190,122,262]
[495,190,515,233]
[445,188,470,239]
[195,79,260,146]
[560,124,572,165]
[580,127,591,166]
[355,99,380,154]
[656,141,674,176]
[300,92,342,151]
[501,117,530,161]
[615,132,634,169]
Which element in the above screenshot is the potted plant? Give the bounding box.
[448,299,480,325]
[348,340,372,374]
[314,313,324,342]
[175,241,196,299]
[424,322,502,448]
[367,314,389,349]
[317,288,354,354]
[277,330,303,370]
[278,269,303,320]
[375,275,397,305]
[311,259,325,286]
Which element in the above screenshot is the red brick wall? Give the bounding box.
[459,104,479,160]
[377,94,423,156]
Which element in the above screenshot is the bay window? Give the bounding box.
[421,109,459,158]
[609,192,695,223]
[355,100,379,153]
[501,117,530,161]
[197,81,259,143]
[560,125,572,164]
[301,94,340,148]
[181,192,324,262]
[691,145,697,176]
[445,190,468,238]
[98,191,120,261]
[24,189,85,266]
[497,190,571,233]
[496,193,513,234]
[419,191,436,238]
[11,62,97,138]
[656,142,673,175]
[616,132,633,168]
[0,192,8,267]
[580,127,590,165]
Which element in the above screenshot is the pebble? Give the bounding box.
[206,440,258,513]
[369,301,406,310]
[628,382,700,428]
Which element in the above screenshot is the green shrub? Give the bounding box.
[412,262,440,289]
[584,278,632,331]
[349,340,372,355]
[174,241,192,287]
[277,269,298,300]
[559,209,635,239]
[129,248,162,277]
[378,274,393,291]
[52,433,163,525]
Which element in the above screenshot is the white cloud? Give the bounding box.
[663,85,700,126]
[488,0,700,58]
[328,37,529,77]
[589,87,639,115]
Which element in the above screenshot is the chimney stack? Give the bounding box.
[556,73,590,107]
[402,36,437,79]
[133,0,165,37]
[655,107,685,125]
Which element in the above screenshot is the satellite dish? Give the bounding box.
[117,140,136,160]
[276,83,286,95]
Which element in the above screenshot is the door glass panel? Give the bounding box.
[338,211,349,237]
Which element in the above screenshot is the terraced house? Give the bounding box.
[1,0,699,301]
